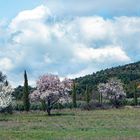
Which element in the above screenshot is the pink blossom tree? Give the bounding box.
[30,74,73,115]
[98,78,126,108]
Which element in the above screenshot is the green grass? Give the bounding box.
[0,108,140,140]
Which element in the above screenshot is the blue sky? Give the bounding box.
[0,0,140,87]
[0,0,45,19]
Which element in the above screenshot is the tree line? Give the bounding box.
[1,61,140,115]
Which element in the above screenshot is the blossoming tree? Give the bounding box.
[30,74,73,115]
[0,83,13,112]
[98,78,126,108]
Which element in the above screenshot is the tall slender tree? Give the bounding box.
[99,90,103,105]
[23,70,30,111]
[5,80,9,86]
[130,65,138,106]
[85,85,90,104]
[72,81,77,108]
[133,83,138,106]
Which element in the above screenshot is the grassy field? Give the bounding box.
[0,108,140,140]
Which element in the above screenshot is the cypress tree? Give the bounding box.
[5,80,9,86]
[72,81,77,108]
[134,83,138,106]
[23,70,30,111]
[85,85,90,104]
[99,91,103,105]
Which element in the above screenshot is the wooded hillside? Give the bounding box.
[75,61,140,98]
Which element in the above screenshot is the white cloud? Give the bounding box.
[0,5,140,86]
[74,17,112,41]
[10,5,51,30]
[0,58,13,71]
[74,44,130,62]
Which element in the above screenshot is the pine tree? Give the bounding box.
[72,81,77,108]
[23,70,30,111]
[85,85,90,104]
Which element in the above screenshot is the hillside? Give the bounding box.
[75,61,140,98]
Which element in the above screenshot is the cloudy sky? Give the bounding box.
[0,0,140,87]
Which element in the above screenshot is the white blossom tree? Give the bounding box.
[98,78,126,108]
[0,83,13,112]
[30,74,73,115]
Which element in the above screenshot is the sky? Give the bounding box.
[0,0,140,87]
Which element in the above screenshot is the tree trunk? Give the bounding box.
[47,98,51,116]
[47,108,51,116]
[114,96,118,108]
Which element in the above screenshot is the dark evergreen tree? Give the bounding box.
[0,71,6,83]
[5,80,9,86]
[85,85,90,104]
[23,70,30,111]
[13,85,35,100]
[99,91,103,105]
[133,83,138,106]
[72,81,77,108]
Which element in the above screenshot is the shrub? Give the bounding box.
[14,103,24,111]
[0,105,13,114]
[41,100,47,111]
[80,101,111,110]
[124,98,140,106]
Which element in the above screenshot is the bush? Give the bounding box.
[80,101,111,110]
[13,98,140,112]
[124,98,140,106]
[0,105,13,114]
[13,103,24,111]
[52,101,85,109]
[30,103,42,110]
[41,100,47,111]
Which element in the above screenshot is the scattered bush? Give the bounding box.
[11,98,140,112]
[13,102,24,111]
[0,105,13,114]
[124,98,140,106]
[80,101,111,110]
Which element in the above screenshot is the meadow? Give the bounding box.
[0,108,140,140]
